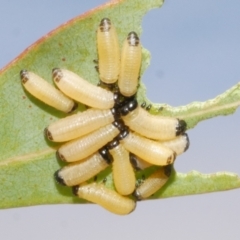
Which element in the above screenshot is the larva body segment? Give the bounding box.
[55,148,112,186]
[45,108,119,142]
[121,100,186,140]
[57,120,124,162]
[108,140,136,195]
[118,32,142,97]
[73,182,136,215]
[52,68,118,109]
[159,133,190,155]
[118,130,176,166]
[20,70,76,113]
[133,165,172,200]
[97,18,120,84]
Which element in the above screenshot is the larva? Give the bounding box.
[45,107,120,142]
[118,31,142,97]
[107,139,136,195]
[97,18,120,84]
[20,70,77,113]
[133,165,172,200]
[121,99,186,140]
[73,182,136,215]
[52,68,119,109]
[55,147,112,186]
[159,133,190,155]
[56,120,125,162]
[117,128,176,166]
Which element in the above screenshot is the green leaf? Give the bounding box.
[0,0,239,209]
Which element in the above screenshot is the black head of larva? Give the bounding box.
[99,18,111,32]
[20,69,29,84]
[163,165,172,177]
[44,127,53,141]
[132,189,142,201]
[52,68,62,83]
[68,102,78,113]
[72,186,79,196]
[183,133,190,152]
[117,127,130,141]
[98,147,113,164]
[176,119,187,136]
[110,107,121,120]
[107,138,119,150]
[127,31,140,46]
[112,119,126,132]
[129,153,141,171]
[54,169,66,186]
[120,99,138,116]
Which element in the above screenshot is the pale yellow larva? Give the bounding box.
[20,70,77,113]
[159,133,190,155]
[118,128,176,166]
[118,31,142,97]
[121,99,186,140]
[55,147,112,186]
[133,165,172,200]
[52,68,119,109]
[45,107,120,142]
[97,18,120,84]
[107,139,136,195]
[73,182,136,215]
[57,120,125,162]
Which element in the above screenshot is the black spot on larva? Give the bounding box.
[52,68,62,83]
[98,147,113,164]
[44,127,53,141]
[72,186,79,196]
[117,127,129,141]
[127,31,140,46]
[163,165,172,177]
[141,102,146,108]
[146,104,152,111]
[99,18,111,32]
[54,170,66,186]
[20,69,29,84]
[111,107,121,120]
[183,133,190,152]
[112,119,125,132]
[56,150,66,162]
[120,99,138,116]
[176,119,187,136]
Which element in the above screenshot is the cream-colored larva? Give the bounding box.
[97,18,120,84]
[73,182,136,215]
[45,107,120,142]
[159,133,190,155]
[57,120,125,162]
[133,165,172,200]
[118,128,176,166]
[52,68,119,109]
[108,139,136,195]
[121,99,186,140]
[55,147,112,186]
[20,70,77,113]
[118,32,142,97]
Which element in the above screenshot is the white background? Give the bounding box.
[0,0,240,239]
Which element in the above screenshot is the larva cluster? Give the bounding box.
[20,18,189,215]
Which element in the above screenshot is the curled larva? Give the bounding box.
[55,147,112,186]
[121,99,186,140]
[52,68,119,109]
[45,107,120,142]
[133,165,172,200]
[73,182,136,215]
[107,139,136,195]
[20,70,77,113]
[118,31,142,97]
[159,133,190,155]
[117,128,176,166]
[56,120,125,162]
[97,18,120,84]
